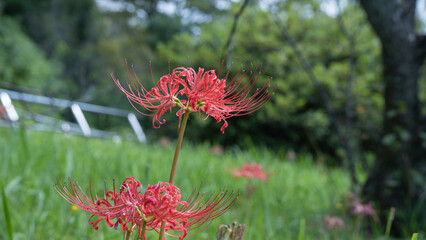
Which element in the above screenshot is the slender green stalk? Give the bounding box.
[159,110,190,240]
[411,233,418,240]
[243,196,252,227]
[297,218,305,240]
[158,220,167,240]
[140,222,147,239]
[1,184,13,240]
[125,230,132,240]
[352,216,361,240]
[332,229,338,240]
[168,110,190,184]
[243,182,254,226]
[384,207,395,238]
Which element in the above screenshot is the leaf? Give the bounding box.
[1,184,13,240]
[382,134,396,146]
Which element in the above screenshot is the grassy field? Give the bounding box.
[0,126,354,239]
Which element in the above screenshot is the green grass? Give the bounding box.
[0,126,353,239]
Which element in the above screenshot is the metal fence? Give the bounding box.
[0,88,146,143]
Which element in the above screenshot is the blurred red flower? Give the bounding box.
[351,201,378,221]
[112,61,273,133]
[323,215,345,230]
[230,163,270,183]
[56,177,237,240]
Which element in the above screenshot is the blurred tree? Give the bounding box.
[359,0,426,234]
[0,15,59,91]
[2,0,101,99]
[157,0,383,168]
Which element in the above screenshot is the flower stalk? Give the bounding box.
[140,222,147,240]
[169,109,191,184]
[159,109,190,240]
[125,231,132,240]
[158,221,167,240]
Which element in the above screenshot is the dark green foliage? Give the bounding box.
[0,16,60,91]
[157,2,383,162]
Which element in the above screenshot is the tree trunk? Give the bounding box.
[359,0,425,234]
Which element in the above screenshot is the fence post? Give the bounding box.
[71,103,91,137]
[0,92,19,122]
[127,113,146,143]
[1,88,146,142]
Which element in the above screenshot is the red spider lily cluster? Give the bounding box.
[230,163,270,183]
[351,201,378,221]
[55,177,237,240]
[323,215,345,230]
[112,61,273,133]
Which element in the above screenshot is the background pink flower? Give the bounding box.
[323,215,345,230]
[230,163,270,183]
[351,201,378,221]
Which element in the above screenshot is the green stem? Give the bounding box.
[353,216,361,240]
[159,110,190,240]
[140,221,147,239]
[158,221,167,240]
[168,110,190,184]
[384,207,395,239]
[333,229,338,240]
[297,218,305,240]
[243,182,254,226]
[125,230,132,240]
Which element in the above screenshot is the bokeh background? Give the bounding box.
[1,0,426,239]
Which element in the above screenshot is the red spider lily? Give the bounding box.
[323,215,345,230]
[55,178,238,240]
[351,201,378,221]
[140,182,238,239]
[112,61,183,128]
[55,177,145,231]
[112,61,273,133]
[230,163,270,183]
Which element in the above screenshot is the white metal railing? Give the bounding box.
[0,88,146,143]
